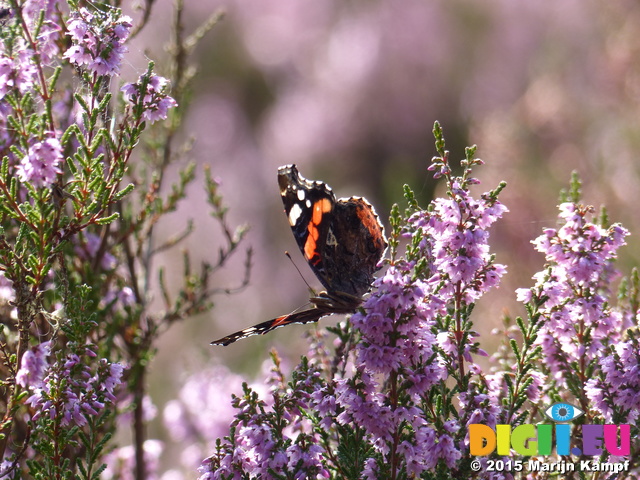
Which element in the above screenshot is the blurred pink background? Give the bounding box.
[119,0,640,473]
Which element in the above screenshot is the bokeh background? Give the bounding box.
[120,0,640,475]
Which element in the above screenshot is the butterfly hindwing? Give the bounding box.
[210,308,327,346]
[316,196,387,297]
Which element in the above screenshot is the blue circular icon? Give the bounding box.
[544,402,584,423]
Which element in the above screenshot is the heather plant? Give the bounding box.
[0,1,247,479]
[1,1,639,479]
[191,124,640,480]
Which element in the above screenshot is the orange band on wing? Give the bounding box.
[355,202,386,250]
[304,198,332,263]
[270,314,291,328]
[312,198,332,224]
[304,233,318,262]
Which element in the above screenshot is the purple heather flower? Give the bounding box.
[285,442,328,478]
[435,431,463,468]
[23,344,125,427]
[196,458,215,480]
[459,389,500,429]
[103,286,136,310]
[323,163,506,474]
[0,57,15,99]
[122,74,178,123]
[36,28,62,58]
[350,265,445,381]
[16,135,63,188]
[100,359,125,397]
[408,181,508,304]
[16,341,51,388]
[586,337,640,423]
[362,457,378,479]
[63,7,132,76]
[0,50,38,100]
[427,157,452,179]
[391,424,462,474]
[22,0,58,24]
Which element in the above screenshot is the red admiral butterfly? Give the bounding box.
[211,164,387,346]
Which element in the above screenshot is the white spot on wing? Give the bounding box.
[297,189,305,201]
[288,203,302,226]
[327,228,337,246]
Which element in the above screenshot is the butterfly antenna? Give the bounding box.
[285,251,317,296]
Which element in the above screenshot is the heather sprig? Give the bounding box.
[200,354,329,480]
[23,343,124,480]
[509,175,640,469]
[516,182,629,411]
[63,4,132,77]
[0,1,243,478]
[585,330,640,425]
